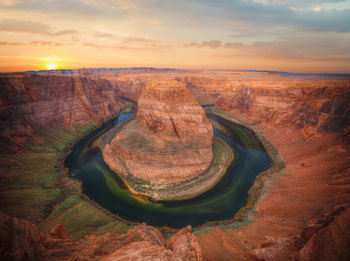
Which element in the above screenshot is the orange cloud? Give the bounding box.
[0,41,64,46]
[0,19,77,36]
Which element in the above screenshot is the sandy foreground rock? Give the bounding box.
[0,211,202,261]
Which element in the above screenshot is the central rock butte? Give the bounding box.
[103,78,214,188]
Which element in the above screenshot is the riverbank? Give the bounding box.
[66,110,273,228]
[193,107,285,231]
[0,109,133,240]
[0,104,275,238]
[0,103,285,251]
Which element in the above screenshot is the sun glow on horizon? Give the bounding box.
[45,63,58,70]
[41,57,62,70]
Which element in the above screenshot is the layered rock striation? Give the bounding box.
[214,79,350,139]
[0,74,123,153]
[136,78,213,146]
[103,78,213,187]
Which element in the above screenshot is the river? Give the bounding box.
[65,112,272,227]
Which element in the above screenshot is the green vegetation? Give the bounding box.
[0,115,132,239]
[39,196,131,240]
[212,136,228,164]
[0,188,62,222]
[52,195,81,217]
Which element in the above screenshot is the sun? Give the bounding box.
[46,63,58,70]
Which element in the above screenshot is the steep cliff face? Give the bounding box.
[297,204,350,261]
[103,78,213,186]
[29,68,176,102]
[0,74,122,152]
[215,81,350,138]
[111,75,148,101]
[179,75,228,105]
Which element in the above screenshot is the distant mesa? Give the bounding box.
[102,78,214,197]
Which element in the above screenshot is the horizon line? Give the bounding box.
[2,67,350,77]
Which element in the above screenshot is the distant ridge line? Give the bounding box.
[1,67,350,78]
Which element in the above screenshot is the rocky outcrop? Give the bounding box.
[167,225,202,261]
[0,211,202,261]
[136,78,213,145]
[103,78,213,186]
[0,210,48,261]
[0,74,123,152]
[103,225,203,261]
[50,224,69,239]
[103,241,181,261]
[297,204,350,261]
[249,236,293,261]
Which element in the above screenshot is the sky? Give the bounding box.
[0,0,350,73]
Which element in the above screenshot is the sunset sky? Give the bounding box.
[0,0,350,73]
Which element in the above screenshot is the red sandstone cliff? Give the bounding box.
[111,75,148,101]
[136,78,213,145]
[194,74,350,261]
[0,74,123,152]
[213,76,350,139]
[1,70,350,260]
[103,78,214,186]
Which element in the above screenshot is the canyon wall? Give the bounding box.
[29,68,188,102]
[193,74,350,261]
[1,70,349,260]
[110,75,148,101]
[215,82,350,137]
[0,74,123,152]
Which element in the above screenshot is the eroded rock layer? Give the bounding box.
[0,74,123,152]
[215,82,350,136]
[137,78,213,145]
[103,78,213,185]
